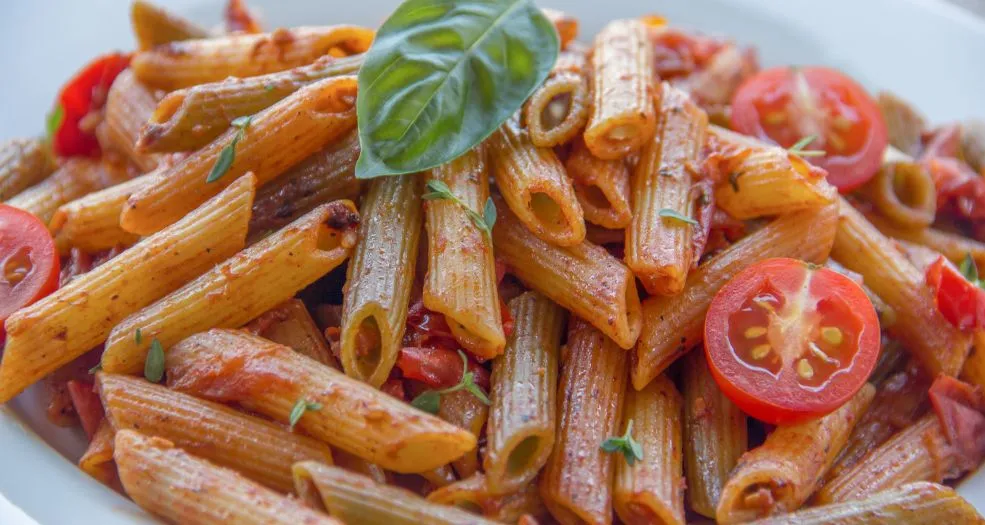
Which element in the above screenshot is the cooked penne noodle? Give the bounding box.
[245,299,338,367]
[7,158,128,223]
[103,69,164,172]
[420,465,457,489]
[0,175,255,403]
[97,373,333,493]
[130,0,208,51]
[439,389,489,480]
[831,198,972,377]
[963,332,985,391]
[114,430,338,525]
[131,25,373,90]
[626,84,707,296]
[867,212,985,269]
[139,54,363,153]
[424,146,504,359]
[540,319,628,525]
[0,138,54,201]
[101,200,358,374]
[121,74,358,235]
[524,47,589,148]
[565,136,632,229]
[340,175,421,386]
[613,374,685,525]
[332,449,388,485]
[862,161,936,228]
[427,473,549,523]
[747,482,984,525]
[484,292,565,495]
[49,172,152,254]
[632,202,838,389]
[682,351,747,518]
[878,92,926,157]
[489,118,585,246]
[78,420,118,488]
[543,8,578,50]
[166,329,476,473]
[584,19,656,160]
[294,461,498,525]
[492,196,641,349]
[249,128,360,236]
[715,384,875,524]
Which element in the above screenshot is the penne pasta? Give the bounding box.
[862,161,936,228]
[427,473,549,523]
[540,318,628,525]
[103,69,164,172]
[121,74,358,235]
[100,200,359,374]
[626,83,708,296]
[294,461,498,525]
[867,211,985,269]
[523,47,590,148]
[0,174,255,403]
[78,420,118,489]
[438,389,489,480]
[97,373,333,493]
[489,118,585,246]
[632,202,838,389]
[492,196,641,349]
[114,430,339,525]
[0,138,55,201]
[424,146,504,359]
[484,292,565,495]
[963,332,985,391]
[715,384,875,523]
[245,299,338,367]
[130,0,208,51]
[340,175,422,386]
[565,136,632,229]
[166,329,476,473]
[584,19,656,160]
[613,374,685,525]
[131,25,373,90]
[49,172,153,254]
[7,158,129,223]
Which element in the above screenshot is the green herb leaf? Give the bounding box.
[961,253,980,284]
[88,363,102,375]
[483,197,497,231]
[658,208,698,226]
[231,115,253,129]
[134,328,143,345]
[423,179,455,200]
[144,339,165,383]
[600,419,644,466]
[355,0,559,179]
[206,116,253,183]
[45,104,64,144]
[411,390,442,414]
[288,397,323,430]
[787,134,826,158]
[409,350,490,414]
[423,179,493,239]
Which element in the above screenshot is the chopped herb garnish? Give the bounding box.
[134,328,143,345]
[263,84,276,92]
[960,253,984,288]
[787,135,826,158]
[601,419,644,466]
[288,397,323,430]
[144,339,165,383]
[658,208,698,226]
[88,363,102,375]
[206,115,253,183]
[410,350,490,414]
[423,179,496,239]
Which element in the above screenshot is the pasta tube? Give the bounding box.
[121,74,357,235]
[523,47,589,148]
[584,19,656,160]
[484,292,566,495]
[427,473,549,523]
[132,25,373,90]
[492,196,641,349]
[101,200,359,374]
[166,329,476,473]
[245,299,338,367]
[340,175,422,386]
[97,373,333,493]
[130,0,208,51]
[49,172,152,254]
[632,202,838,389]
[626,84,708,296]
[0,138,54,201]
[715,384,875,524]
[78,420,118,489]
[438,389,488,479]
[7,158,128,223]
[489,118,585,247]
[540,319,628,525]
[114,430,339,525]
[862,161,936,228]
[565,136,632,229]
[0,174,255,403]
[867,212,985,270]
[613,374,685,525]
[424,146,504,359]
[103,69,163,172]
[294,462,498,525]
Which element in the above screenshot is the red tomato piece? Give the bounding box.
[651,29,726,80]
[396,346,490,391]
[704,258,880,424]
[50,53,131,158]
[730,66,888,192]
[1,205,60,342]
[928,375,985,467]
[66,380,104,441]
[925,256,985,331]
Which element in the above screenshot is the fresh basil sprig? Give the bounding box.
[423,179,496,238]
[206,115,252,183]
[411,350,490,414]
[355,0,559,179]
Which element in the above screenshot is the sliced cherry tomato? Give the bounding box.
[1,205,60,342]
[396,346,490,391]
[50,53,131,158]
[730,66,888,192]
[651,28,726,80]
[704,258,880,424]
[925,256,985,331]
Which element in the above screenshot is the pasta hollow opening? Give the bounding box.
[506,436,541,475]
[529,192,570,235]
[354,317,384,379]
[541,93,572,131]
[292,474,327,512]
[316,223,343,252]
[580,184,611,210]
[606,124,636,143]
[149,92,184,125]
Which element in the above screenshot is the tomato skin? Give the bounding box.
[926,256,985,331]
[730,66,888,193]
[0,205,60,342]
[704,258,880,424]
[396,346,490,391]
[51,53,131,158]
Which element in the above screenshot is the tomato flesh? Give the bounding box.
[704,258,880,424]
[1,205,60,341]
[730,66,888,192]
[926,256,985,332]
[51,53,131,158]
[396,346,490,391]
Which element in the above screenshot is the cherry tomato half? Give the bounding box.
[704,258,880,424]
[0,205,60,341]
[926,256,985,332]
[396,346,490,391]
[730,66,888,192]
[50,52,131,158]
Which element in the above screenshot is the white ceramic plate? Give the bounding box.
[1,0,983,522]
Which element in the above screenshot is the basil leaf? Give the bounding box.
[355,0,559,179]
[144,339,165,383]
[411,390,441,414]
[483,197,497,231]
[658,208,699,226]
